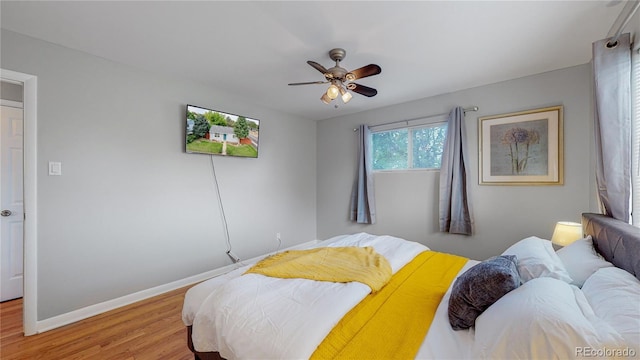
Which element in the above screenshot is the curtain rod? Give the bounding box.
[606,0,639,47]
[353,106,479,132]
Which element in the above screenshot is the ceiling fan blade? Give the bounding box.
[307,61,328,74]
[350,83,378,97]
[349,64,381,80]
[288,81,328,86]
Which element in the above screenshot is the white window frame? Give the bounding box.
[371,121,448,172]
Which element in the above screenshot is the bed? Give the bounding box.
[182,213,640,359]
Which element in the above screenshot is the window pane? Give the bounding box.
[372,129,408,170]
[412,124,448,169]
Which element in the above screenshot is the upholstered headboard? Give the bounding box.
[582,212,640,281]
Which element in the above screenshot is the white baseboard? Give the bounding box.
[34,239,321,334]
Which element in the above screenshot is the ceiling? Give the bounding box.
[0,1,625,121]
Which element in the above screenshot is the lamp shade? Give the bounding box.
[551,221,582,246]
[340,88,352,103]
[320,93,332,104]
[326,84,340,100]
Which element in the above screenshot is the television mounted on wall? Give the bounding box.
[186,104,260,158]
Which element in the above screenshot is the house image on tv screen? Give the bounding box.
[186,105,260,158]
[209,125,238,144]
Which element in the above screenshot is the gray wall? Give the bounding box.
[317,64,594,260]
[1,30,317,319]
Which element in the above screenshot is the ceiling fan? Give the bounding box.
[288,48,381,105]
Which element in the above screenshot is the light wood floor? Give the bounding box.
[0,286,194,360]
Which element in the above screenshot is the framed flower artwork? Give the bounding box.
[479,106,563,185]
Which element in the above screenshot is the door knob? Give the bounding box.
[1,210,12,217]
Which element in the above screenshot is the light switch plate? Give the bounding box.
[49,161,62,176]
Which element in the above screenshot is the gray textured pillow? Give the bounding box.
[448,255,521,330]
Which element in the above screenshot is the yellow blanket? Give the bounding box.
[311,250,468,360]
[245,246,392,292]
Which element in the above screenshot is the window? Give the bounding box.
[632,47,640,226]
[371,123,447,171]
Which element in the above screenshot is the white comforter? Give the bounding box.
[184,233,476,359]
[184,233,639,360]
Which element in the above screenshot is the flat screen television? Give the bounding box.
[186,104,260,158]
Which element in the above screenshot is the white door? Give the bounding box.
[0,105,24,302]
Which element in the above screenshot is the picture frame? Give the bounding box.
[478,106,563,185]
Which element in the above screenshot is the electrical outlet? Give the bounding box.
[276,233,281,242]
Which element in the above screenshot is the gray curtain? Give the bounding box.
[439,106,473,235]
[593,33,632,222]
[349,124,376,224]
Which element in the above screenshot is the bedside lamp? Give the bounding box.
[551,221,583,247]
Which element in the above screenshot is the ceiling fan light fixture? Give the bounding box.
[326,84,340,100]
[340,87,353,103]
[320,93,332,104]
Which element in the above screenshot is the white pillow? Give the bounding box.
[582,267,640,347]
[473,277,626,359]
[502,236,573,283]
[556,235,613,287]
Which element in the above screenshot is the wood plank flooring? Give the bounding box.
[0,286,194,360]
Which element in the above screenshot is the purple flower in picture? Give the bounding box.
[501,127,540,174]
